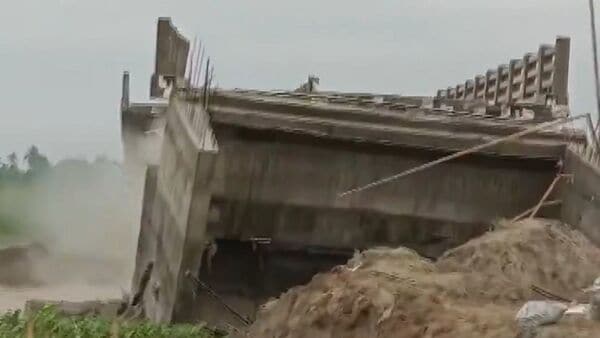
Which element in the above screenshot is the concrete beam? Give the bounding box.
[209,106,572,159]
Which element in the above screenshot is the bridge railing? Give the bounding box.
[435,36,570,110]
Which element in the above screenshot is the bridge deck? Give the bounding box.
[206,89,586,159]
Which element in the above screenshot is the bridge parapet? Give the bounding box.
[208,89,585,159]
[435,37,570,117]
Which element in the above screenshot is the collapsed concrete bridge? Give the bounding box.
[121,18,594,326]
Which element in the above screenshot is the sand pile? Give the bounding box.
[437,218,600,302]
[248,219,600,338]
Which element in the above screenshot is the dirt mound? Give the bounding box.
[437,218,600,302]
[248,220,600,338]
[249,247,516,338]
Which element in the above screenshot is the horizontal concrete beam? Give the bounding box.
[211,91,581,140]
[207,198,488,258]
[209,105,570,159]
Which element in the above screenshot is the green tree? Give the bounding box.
[24,146,50,173]
[7,153,18,170]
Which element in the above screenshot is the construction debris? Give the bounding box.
[515,301,568,330]
[589,293,600,321]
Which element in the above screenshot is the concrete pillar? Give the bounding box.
[434,90,443,108]
[171,151,217,323]
[553,36,570,105]
[475,75,484,99]
[494,66,502,105]
[535,45,550,100]
[484,70,492,103]
[147,147,217,324]
[121,71,130,113]
[521,54,531,100]
[507,60,518,105]
[131,166,159,291]
[465,80,472,100]
[142,93,219,324]
[150,17,190,98]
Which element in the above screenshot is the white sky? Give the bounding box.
[0,0,595,161]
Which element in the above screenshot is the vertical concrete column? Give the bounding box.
[475,75,485,99]
[484,70,492,103]
[131,166,159,290]
[494,66,502,105]
[507,60,517,105]
[143,94,219,324]
[535,46,549,99]
[172,151,217,323]
[521,54,530,100]
[553,36,570,105]
[434,90,442,108]
[466,80,472,100]
[121,71,130,113]
[447,86,454,99]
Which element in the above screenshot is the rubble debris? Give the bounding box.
[583,276,600,293]
[565,303,589,315]
[248,219,600,338]
[589,293,600,321]
[515,301,568,334]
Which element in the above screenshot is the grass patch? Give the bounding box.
[0,306,225,338]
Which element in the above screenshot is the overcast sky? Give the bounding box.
[0,0,595,161]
